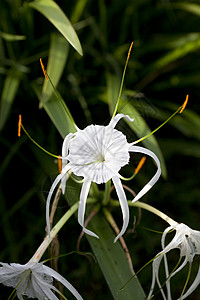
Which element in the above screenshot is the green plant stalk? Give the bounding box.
[110,200,178,226]
[29,199,97,264]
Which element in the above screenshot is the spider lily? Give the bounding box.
[0,261,83,300]
[46,113,161,243]
[148,223,200,300]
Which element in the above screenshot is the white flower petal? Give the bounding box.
[46,164,71,238]
[128,145,161,202]
[43,265,84,300]
[178,265,200,300]
[67,122,130,184]
[78,179,99,239]
[112,176,129,243]
[109,113,134,128]
[61,133,75,193]
[0,262,83,300]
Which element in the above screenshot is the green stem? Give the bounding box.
[29,198,97,264]
[110,200,178,226]
[102,180,111,205]
[111,42,133,118]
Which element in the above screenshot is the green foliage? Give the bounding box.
[1,0,200,299]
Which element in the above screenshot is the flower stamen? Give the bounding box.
[18,115,60,159]
[180,94,189,114]
[40,58,48,81]
[18,114,22,137]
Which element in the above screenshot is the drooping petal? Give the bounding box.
[128,145,161,202]
[112,176,129,243]
[78,179,99,239]
[31,273,58,300]
[46,164,71,238]
[109,113,134,129]
[43,265,84,300]
[178,265,200,300]
[61,133,74,193]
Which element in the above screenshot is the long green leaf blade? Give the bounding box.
[65,179,146,300]
[28,0,83,55]
[40,32,70,106]
[0,70,21,130]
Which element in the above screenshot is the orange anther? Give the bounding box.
[135,156,146,174]
[127,41,134,62]
[40,58,48,81]
[58,155,62,174]
[18,115,22,137]
[179,94,189,114]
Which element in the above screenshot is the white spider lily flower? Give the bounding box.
[0,261,83,300]
[46,113,161,242]
[148,223,200,300]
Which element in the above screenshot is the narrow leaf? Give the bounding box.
[0,70,21,130]
[173,2,200,17]
[0,31,26,41]
[28,0,83,55]
[65,179,146,300]
[32,84,76,137]
[40,32,70,105]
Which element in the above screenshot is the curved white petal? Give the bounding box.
[109,113,134,129]
[46,164,71,238]
[78,179,99,239]
[61,133,74,192]
[112,176,129,243]
[178,265,200,300]
[128,145,161,202]
[31,274,57,300]
[43,265,84,300]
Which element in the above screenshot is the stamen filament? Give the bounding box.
[130,95,189,146]
[112,42,134,118]
[40,58,78,130]
[19,115,61,159]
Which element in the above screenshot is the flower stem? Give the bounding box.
[102,180,111,206]
[29,202,79,263]
[110,200,178,226]
[29,198,97,264]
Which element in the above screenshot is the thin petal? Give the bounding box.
[128,146,161,202]
[46,164,71,238]
[78,179,99,239]
[43,265,84,300]
[112,176,129,243]
[109,113,134,129]
[31,274,58,300]
[61,133,74,192]
[178,265,200,300]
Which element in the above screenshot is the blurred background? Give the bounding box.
[0,0,200,299]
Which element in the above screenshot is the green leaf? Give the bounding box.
[65,179,146,300]
[0,31,26,41]
[87,214,146,300]
[28,0,83,56]
[33,31,77,137]
[32,83,76,138]
[0,70,22,130]
[173,2,200,17]
[40,32,70,106]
